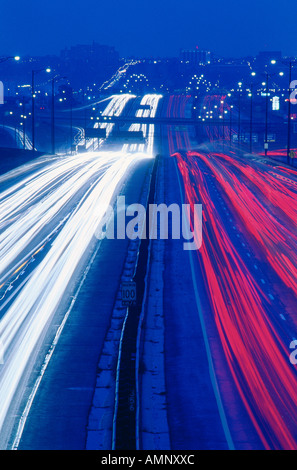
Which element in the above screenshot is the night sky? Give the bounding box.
[1,0,296,58]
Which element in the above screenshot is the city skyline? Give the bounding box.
[0,41,291,63]
[0,0,296,59]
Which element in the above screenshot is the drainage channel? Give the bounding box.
[112,155,160,450]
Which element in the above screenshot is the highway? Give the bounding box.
[1,90,297,450]
[0,93,162,449]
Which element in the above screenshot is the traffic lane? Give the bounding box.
[0,157,113,280]
[0,151,151,448]
[197,151,297,354]
[173,153,267,449]
[213,149,297,194]
[189,151,297,318]
[166,116,297,446]
[15,157,153,450]
[122,94,163,155]
[0,151,123,321]
[2,96,161,450]
[161,155,237,450]
[175,151,297,449]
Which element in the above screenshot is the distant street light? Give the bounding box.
[31,67,51,152]
[51,75,67,155]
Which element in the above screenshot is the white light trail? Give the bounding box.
[0,92,162,446]
[0,148,150,440]
[86,94,136,151]
[122,94,162,156]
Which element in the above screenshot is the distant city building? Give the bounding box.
[59,42,120,88]
[180,47,211,66]
[60,42,119,66]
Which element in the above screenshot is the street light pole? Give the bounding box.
[51,76,67,155]
[222,108,225,149]
[31,67,51,153]
[238,90,241,146]
[220,99,225,148]
[230,105,233,146]
[265,73,269,157]
[238,85,241,147]
[23,116,26,150]
[32,70,35,152]
[22,98,26,150]
[271,59,295,165]
[250,84,253,154]
[70,89,73,154]
[264,70,284,157]
[51,79,55,155]
[287,61,293,165]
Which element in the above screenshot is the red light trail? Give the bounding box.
[175,150,297,449]
[166,95,297,449]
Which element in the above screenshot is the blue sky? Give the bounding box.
[0,0,296,58]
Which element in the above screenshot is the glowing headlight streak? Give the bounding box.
[0,150,150,437]
[0,91,161,439]
[0,153,120,278]
[87,94,136,151]
[123,94,162,156]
